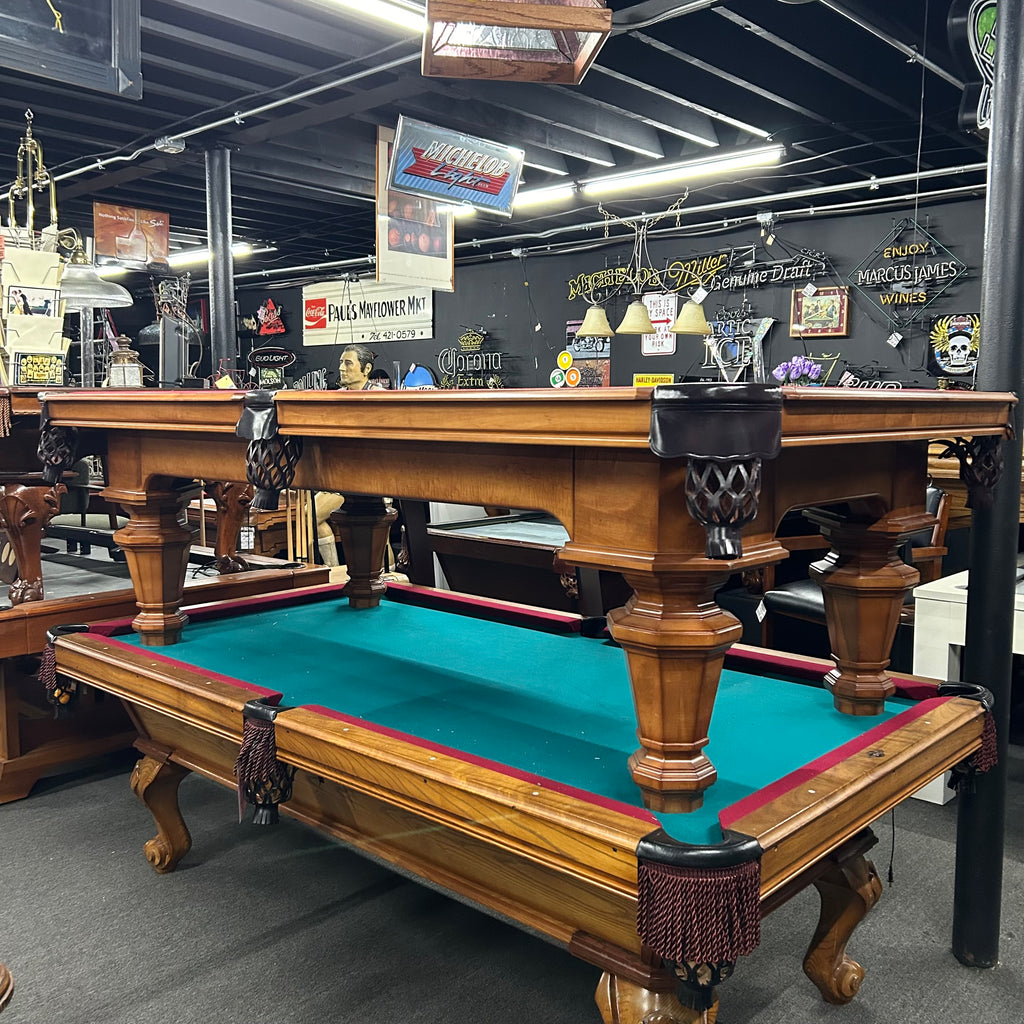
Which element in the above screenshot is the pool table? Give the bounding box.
[36,385,1013,813]
[49,583,992,1022]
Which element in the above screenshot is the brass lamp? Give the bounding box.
[107,336,145,387]
[423,0,612,84]
[670,299,712,336]
[615,298,655,335]
[577,303,614,337]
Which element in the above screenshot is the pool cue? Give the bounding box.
[306,490,315,564]
[198,480,207,549]
[285,489,294,562]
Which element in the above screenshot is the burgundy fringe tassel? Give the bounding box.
[37,641,77,719]
[233,715,294,824]
[636,857,761,965]
[975,710,999,774]
[0,394,10,438]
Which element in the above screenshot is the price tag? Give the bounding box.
[755,600,767,623]
[239,526,255,551]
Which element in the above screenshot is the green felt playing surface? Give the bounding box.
[115,596,914,844]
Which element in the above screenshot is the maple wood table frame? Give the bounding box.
[50,584,991,1024]
[37,386,1013,813]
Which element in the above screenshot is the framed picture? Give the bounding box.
[790,286,850,338]
[0,0,141,99]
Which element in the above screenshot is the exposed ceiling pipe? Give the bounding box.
[611,0,724,34]
[612,0,964,91]
[818,0,964,89]
[455,183,986,265]
[229,175,986,287]
[462,162,987,250]
[0,50,420,201]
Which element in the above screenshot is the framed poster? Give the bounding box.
[376,126,454,292]
[790,286,849,338]
[0,0,141,99]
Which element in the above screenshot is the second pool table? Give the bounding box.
[49,583,991,1023]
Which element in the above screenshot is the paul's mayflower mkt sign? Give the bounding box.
[386,117,525,217]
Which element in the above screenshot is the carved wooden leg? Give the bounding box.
[0,960,12,1014]
[207,481,254,574]
[333,495,398,609]
[596,973,718,1024]
[607,570,740,813]
[113,489,193,645]
[803,852,882,1004]
[0,480,66,604]
[806,507,933,714]
[130,752,193,874]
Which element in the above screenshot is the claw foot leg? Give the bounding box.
[803,852,882,1004]
[130,754,193,874]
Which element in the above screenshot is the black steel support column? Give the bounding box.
[205,147,236,377]
[954,0,1024,968]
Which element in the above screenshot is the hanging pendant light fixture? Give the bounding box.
[57,229,133,309]
[616,297,656,335]
[423,0,612,84]
[670,298,712,336]
[577,303,614,337]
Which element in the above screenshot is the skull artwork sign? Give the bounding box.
[930,313,980,376]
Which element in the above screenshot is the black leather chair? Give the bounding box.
[762,485,950,631]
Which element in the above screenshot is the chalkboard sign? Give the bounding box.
[0,0,141,99]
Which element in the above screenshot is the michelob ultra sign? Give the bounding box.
[386,116,525,217]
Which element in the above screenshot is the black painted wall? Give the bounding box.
[231,195,985,391]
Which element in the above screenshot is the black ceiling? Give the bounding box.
[0,0,988,288]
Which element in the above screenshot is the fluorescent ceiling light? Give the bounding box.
[329,0,425,33]
[435,203,477,217]
[581,145,785,198]
[167,243,277,268]
[511,145,784,212]
[513,183,578,209]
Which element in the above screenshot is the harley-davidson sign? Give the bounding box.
[386,116,525,217]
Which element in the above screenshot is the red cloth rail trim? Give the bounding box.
[726,645,941,700]
[70,633,284,700]
[301,703,658,824]
[719,696,952,830]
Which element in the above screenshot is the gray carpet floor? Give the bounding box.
[1,745,1022,1024]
